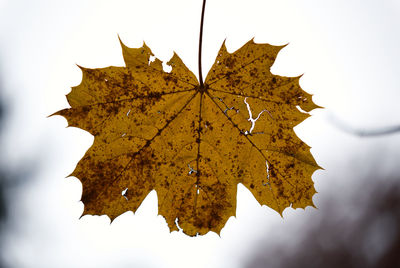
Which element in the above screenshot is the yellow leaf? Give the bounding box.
[53,38,321,236]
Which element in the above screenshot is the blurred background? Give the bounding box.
[1,0,400,267]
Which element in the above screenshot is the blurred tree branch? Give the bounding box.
[327,112,400,137]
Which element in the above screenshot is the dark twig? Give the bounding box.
[328,113,400,137]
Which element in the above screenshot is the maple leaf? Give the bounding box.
[53,37,320,236]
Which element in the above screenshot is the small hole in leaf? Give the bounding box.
[122,188,128,200]
[175,218,183,231]
[188,164,197,175]
[262,161,271,187]
[244,97,273,134]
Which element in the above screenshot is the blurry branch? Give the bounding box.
[327,112,400,137]
[0,98,4,224]
[0,60,38,268]
[245,174,400,268]
[0,75,5,223]
[0,78,7,267]
[0,69,35,267]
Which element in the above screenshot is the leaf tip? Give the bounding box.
[218,39,228,55]
[167,51,181,67]
[66,169,77,178]
[117,34,126,48]
[215,230,222,238]
[75,64,87,72]
[79,210,88,220]
[248,37,256,45]
[48,109,66,119]
[109,215,118,224]
[316,164,324,170]
[310,201,318,209]
[47,111,58,118]
[275,43,289,54]
[281,42,289,48]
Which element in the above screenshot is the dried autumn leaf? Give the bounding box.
[53,38,320,236]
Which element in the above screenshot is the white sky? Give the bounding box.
[1,0,400,267]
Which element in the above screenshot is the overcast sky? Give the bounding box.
[1,1,400,267]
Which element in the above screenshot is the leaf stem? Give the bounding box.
[198,0,206,87]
